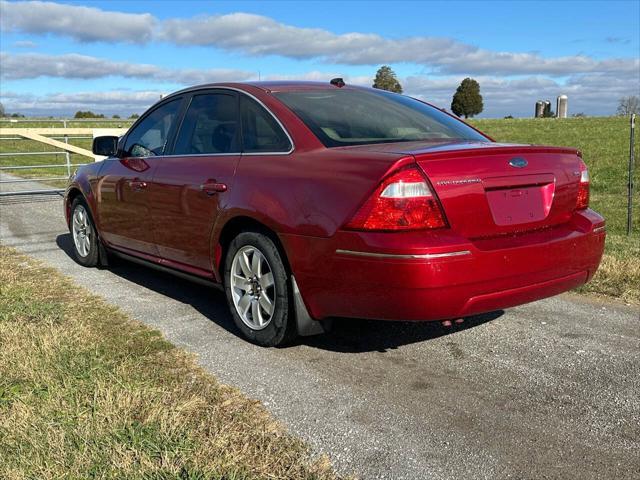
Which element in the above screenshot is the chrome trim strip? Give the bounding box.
[159,150,294,159]
[161,152,241,158]
[109,250,224,291]
[335,249,472,260]
[593,226,606,234]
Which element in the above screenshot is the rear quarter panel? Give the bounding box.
[214,149,409,239]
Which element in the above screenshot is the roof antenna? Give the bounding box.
[330,77,345,88]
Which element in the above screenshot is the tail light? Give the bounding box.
[345,165,447,231]
[576,161,590,210]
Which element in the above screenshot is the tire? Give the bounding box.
[224,231,296,347]
[69,197,99,267]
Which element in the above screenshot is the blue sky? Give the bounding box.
[1,0,638,117]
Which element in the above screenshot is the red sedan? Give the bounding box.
[65,81,605,346]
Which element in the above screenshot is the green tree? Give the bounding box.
[74,110,105,119]
[372,65,403,93]
[112,114,120,119]
[129,113,140,119]
[0,102,5,117]
[451,78,483,118]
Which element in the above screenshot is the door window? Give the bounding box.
[123,98,182,157]
[174,93,239,155]
[240,96,292,153]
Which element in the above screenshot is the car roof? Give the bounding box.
[244,81,357,92]
[168,81,362,97]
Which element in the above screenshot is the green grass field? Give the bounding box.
[1,116,638,302]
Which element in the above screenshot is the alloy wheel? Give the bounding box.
[72,205,92,258]
[230,245,276,330]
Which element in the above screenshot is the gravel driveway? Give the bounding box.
[1,190,638,480]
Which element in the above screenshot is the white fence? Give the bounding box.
[0,120,129,196]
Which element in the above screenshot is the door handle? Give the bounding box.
[200,181,227,196]
[129,179,147,191]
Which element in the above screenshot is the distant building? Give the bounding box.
[557,95,568,118]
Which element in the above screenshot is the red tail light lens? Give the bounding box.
[576,161,590,210]
[345,165,447,231]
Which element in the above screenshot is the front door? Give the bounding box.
[97,97,183,255]
[149,91,241,271]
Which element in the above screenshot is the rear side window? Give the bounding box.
[240,96,292,153]
[174,93,239,155]
[123,98,181,157]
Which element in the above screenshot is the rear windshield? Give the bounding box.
[273,89,489,147]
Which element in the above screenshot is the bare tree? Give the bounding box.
[617,96,639,116]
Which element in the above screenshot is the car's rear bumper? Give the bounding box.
[281,209,605,321]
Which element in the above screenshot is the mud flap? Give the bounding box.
[98,239,110,268]
[292,275,331,336]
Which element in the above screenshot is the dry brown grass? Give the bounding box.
[0,246,341,480]
[576,236,640,304]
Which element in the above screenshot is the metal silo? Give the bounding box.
[557,95,568,118]
[535,101,545,118]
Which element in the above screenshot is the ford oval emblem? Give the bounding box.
[509,157,528,168]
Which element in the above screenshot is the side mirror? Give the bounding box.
[92,136,119,157]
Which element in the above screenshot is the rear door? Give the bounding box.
[148,90,241,272]
[97,97,183,255]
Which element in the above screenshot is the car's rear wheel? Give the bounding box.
[224,231,296,347]
[70,197,99,267]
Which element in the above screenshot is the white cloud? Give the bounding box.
[12,40,38,48]
[2,2,636,77]
[605,36,630,45]
[1,89,164,116]
[261,70,372,86]
[159,12,638,76]
[0,52,255,84]
[0,0,155,43]
[1,1,637,116]
[2,70,634,117]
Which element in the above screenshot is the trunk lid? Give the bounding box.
[360,141,584,238]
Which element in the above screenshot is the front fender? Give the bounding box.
[64,162,104,229]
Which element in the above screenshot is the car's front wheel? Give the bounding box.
[70,197,99,267]
[224,231,296,347]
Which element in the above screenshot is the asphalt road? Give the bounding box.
[1,189,639,480]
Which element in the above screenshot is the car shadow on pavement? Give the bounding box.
[56,233,235,331]
[298,311,503,353]
[57,233,504,353]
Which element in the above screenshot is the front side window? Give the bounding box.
[240,96,292,153]
[274,89,489,148]
[123,98,182,157]
[174,93,239,155]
